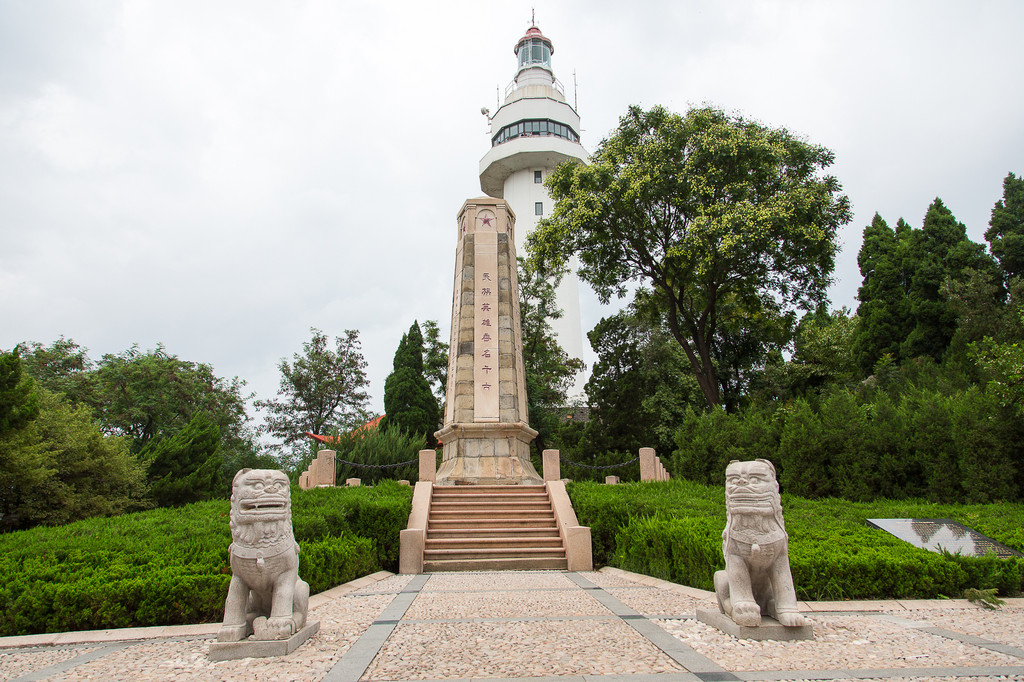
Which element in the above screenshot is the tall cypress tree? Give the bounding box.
[382,321,440,444]
[985,171,1024,282]
[852,214,910,374]
[902,198,995,362]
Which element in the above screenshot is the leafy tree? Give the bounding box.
[142,412,223,507]
[16,337,93,403]
[16,340,267,485]
[972,307,1024,419]
[1,387,147,531]
[517,257,586,454]
[382,321,439,444]
[583,306,698,458]
[257,328,371,464]
[753,307,859,402]
[985,172,1024,282]
[530,105,851,408]
[0,350,39,437]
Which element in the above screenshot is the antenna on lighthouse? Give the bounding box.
[573,70,578,111]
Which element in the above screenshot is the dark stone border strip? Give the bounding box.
[379,665,1024,682]
[8,642,132,682]
[566,572,738,680]
[322,573,429,682]
[874,612,1024,659]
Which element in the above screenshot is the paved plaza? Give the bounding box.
[2,568,1023,681]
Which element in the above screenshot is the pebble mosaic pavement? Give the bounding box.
[1,567,1023,682]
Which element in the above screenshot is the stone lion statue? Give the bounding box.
[217,469,310,642]
[714,459,806,628]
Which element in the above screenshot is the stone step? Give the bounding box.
[425,537,564,549]
[426,527,561,539]
[428,518,558,530]
[424,556,568,572]
[429,508,554,517]
[432,490,549,499]
[433,485,546,492]
[423,546,567,562]
[428,497,552,507]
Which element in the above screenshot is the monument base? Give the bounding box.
[208,621,320,661]
[696,609,813,641]
[435,422,543,485]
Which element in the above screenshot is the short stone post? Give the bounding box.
[605,476,620,485]
[639,447,657,482]
[543,449,561,482]
[315,450,336,486]
[345,478,361,487]
[298,472,310,490]
[418,449,436,482]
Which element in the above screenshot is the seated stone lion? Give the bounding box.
[217,469,310,642]
[714,459,806,628]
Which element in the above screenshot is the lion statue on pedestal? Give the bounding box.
[217,469,310,642]
[714,459,806,628]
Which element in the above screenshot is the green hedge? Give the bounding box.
[0,482,412,636]
[568,479,1024,600]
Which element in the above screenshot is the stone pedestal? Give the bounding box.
[435,197,542,485]
[435,422,540,484]
[696,610,812,641]
[209,621,320,661]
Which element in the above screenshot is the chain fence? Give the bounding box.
[559,456,639,471]
[335,457,419,470]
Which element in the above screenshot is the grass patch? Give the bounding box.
[569,478,1024,600]
[0,481,412,637]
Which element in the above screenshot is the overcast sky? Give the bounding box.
[2,1,1022,424]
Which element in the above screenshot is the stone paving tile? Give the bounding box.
[46,592,395,681]
[604,586,705,617]
[419,571,576,592]
[898,605,1024,650]
[352,574,414,595]
[0,645,98,679]
[657,614,1023,672]
[361,618,684,680]
[576,570,640,588]
[403,588,611,619]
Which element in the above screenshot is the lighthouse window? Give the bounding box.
[535,202,544,216]
[517,38,552,69]
[534,170,542,183]
[490,118,580,147]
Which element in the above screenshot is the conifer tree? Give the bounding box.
[985,171,1024,282]
[382,321,439,444]
[852,214,911,374]
[142,412,223,507]
[901,199,997,362]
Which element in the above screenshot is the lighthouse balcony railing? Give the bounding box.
[505,77,565,100]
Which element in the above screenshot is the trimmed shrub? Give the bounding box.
[0,482,412,636]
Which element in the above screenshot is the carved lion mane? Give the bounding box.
[228,469,296,556]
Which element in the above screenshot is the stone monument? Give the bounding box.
[697,459,812,641]
[434,197,543,485]
[210,469,319,661]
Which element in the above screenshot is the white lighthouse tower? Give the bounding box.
[479,20,588,385]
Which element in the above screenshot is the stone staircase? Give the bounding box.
[422,485,568,571]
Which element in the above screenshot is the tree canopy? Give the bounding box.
[256,328,371,463]
[529,105,851,408]
[517,257,586,453]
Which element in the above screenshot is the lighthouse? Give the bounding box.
[479,20,588,386]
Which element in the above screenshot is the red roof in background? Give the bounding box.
[304,414,384,445]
